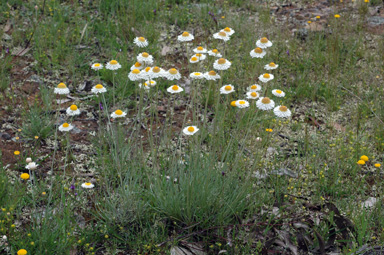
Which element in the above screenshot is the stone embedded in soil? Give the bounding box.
[367,16,384,34]
[0,132,11,140]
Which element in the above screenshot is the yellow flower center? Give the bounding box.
[263,73,270,79]
[14,151,20,155]
[169,68,178,75]
[70,105,78,111]
[225,85,232,91]
[218,58,226,64]
[182,32,190,37]
[145,67,151,72]
[212,49,218,54]
[230,101,237,107]
[239,100,246,105]
[251,85,257,90]
[63,123,69,128]
[57,83,67,88]
[191,57,198,61]
[218,31,227,37]
[261,97,271,104]
[94,63,100,67]
[153,66,160,73]
[334,14,340,18]
[279,106,288,112]
[132,69,140,74]
[276,90,282,94]
[85,182,92,186]
[251,92,257,97]
[95,84,103,89]
[208,70,217,76]
[134,62,142,67]
[197,46,204,51]
[115,110,123,115]
[196,53,202,57]
[260,37,268,43]
[269,62,276,67]
[187,126,195,132]
[194,72,201,76]
[142,52,149,58]
[150,81,155,84]
[224,27,231,32]
[172,85,179,91]
[138,37,146,42]
[110,60,118,65]
[254,48,263,54]
[20,173,29,180]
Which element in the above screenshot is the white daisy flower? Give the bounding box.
[274,105,292,118]
[259,73,274,83]
[221,27,235,36]
[178,31,194,42]
[213,31,230,41]
[193,46,207,54]
[248,84,262,92]
[25,162,38,170]
[256,37,273,48]
[91,63,103,71]
[250,48,266,58]
[81,182,95,189]
[106,60,122,70]
[220,85,235,94]
[204,70,221,81]
[66,104,81,116]
[207,49,222,58]
[138,83,151,90]
[165,68,181,80]
[189,72,204,79]
[167,85,184,94]
[111,110,127,119]
[140,67,153,79]
[59,123,74,132]
[265,62,278,70]
[235,100,250,108]
[54,83,70,95]
[137,52,154,65]
[150,66,165,78]
[144,80,157,87]
[190,56,200,63]
[91,84,107,94]
[183,126,199,135]
[246,91,259,99]
[256,97,275,111]
[128,69,143,81]
[133,37,149,47]
[272,89,285,97]
[192,53,206,61]
[213,58,231,70]
[130,62,144,71]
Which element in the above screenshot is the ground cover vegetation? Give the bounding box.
[1,0,384,254]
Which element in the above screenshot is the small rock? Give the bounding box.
[361,197,377,209]
[0,132,11,140]
[368,16,384,26]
